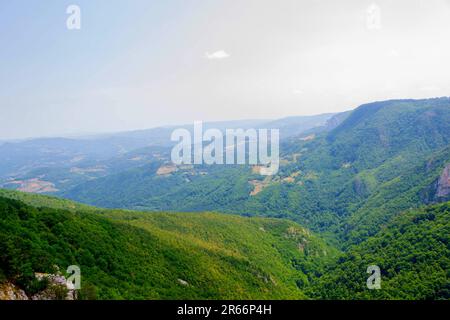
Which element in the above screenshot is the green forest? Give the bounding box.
[0,190,448,299]
[0,191,334,299]
[1,98,449,300]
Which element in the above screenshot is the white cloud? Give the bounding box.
[205,50,230,60]
[387,49,400,57]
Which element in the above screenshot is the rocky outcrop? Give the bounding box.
[421,163,450,204]
[436,164,450,199]
[0,272,76,300]
[32,273,77,300]
[0,282,29,300]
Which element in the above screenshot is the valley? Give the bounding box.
[0,98,449,300]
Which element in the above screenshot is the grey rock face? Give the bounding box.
[436,164,450,199]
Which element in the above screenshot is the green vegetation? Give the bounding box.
[309,202,450,300]
[1,190,448,300]
[1,98,450,300]
[0,191,333,299]
[62,98,450,246]
[0,188,98,212]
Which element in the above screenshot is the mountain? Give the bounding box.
[310,201,450,300]
[0,114,336,194]
[0,190,333,299]
[85,115,337,143]
[261,113,339,138]
[1,190,448,300]
[60,98,450,247]
[1,97,449,300]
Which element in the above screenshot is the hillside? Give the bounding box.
[0,114,335,194]
[60,98,450,247]
[309,201,450,300]
[0,188,98,212]
[0,190,333,300]
[1,190,448,300]
[1,98,449,300]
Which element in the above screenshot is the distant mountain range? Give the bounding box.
[59,99,449,243]
[0,113,339,193]
[0,97,449,300]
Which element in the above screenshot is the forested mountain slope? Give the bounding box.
[1,190,448,300]
[2,98,449,300]
[0,191,333,300]
[62,98,450,247]
[309,201,450,300]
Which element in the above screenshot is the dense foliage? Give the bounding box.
[309,202,450,299]
[1,98,449,300]
[62,98,450,246]
[0,193,332,299]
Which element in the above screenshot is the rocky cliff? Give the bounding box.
[0,273,76,300]
[436,163,450,200]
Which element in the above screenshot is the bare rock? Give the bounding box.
[436,164,450,198]
[0,282,29,300]
[33,273,76,300]
[177,279,189,286]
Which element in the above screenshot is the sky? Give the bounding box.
[1,0,450,139]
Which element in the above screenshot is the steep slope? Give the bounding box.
[310,201,450,300]
[342,146,450,244]
[325,98,450,169]
[0,191,333,300]
[61,98,450,248]
[262,113,337,138]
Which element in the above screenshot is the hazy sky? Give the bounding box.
[1,0,450,139]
